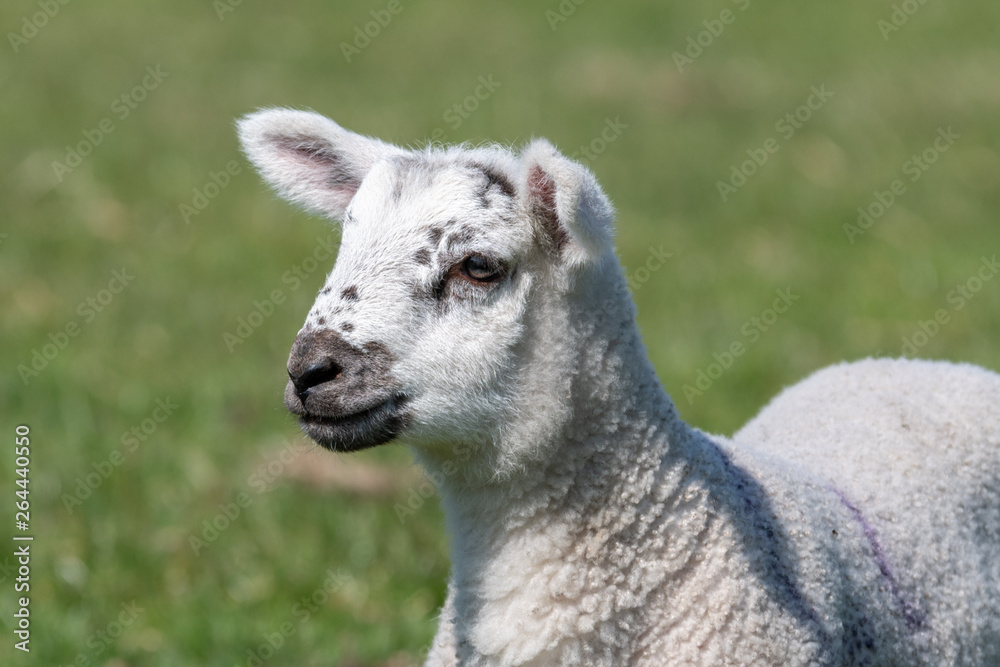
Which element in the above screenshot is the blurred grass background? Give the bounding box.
[2,0,999,664]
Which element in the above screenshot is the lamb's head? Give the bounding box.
[238,109,618,471]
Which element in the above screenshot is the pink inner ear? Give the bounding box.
[270,134,362,213]
[273,136,359,187]
[528,165,568,254]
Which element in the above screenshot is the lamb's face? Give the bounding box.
[238,110,614,455]
[290,158,539,452]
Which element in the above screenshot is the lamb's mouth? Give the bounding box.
[298,395,409,452]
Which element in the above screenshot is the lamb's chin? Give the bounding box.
[298,395,410,452]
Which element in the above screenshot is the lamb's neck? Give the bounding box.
[441,330,690,551]
[435,259,711,535]
[433,319,719,663]
[432,264,732,653]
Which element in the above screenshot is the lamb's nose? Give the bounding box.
[290,359,342,398]
[287,330,348,399]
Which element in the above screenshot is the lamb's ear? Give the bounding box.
[237,108,404,220]
[520,138,615,267]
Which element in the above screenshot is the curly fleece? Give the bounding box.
[426,354,1000,666]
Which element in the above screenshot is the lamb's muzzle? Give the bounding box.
[284,328,409,452]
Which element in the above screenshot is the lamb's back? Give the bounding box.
[734,357,1000,665]
[735,357,1000,496]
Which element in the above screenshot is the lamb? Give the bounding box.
[237,108,1000,666]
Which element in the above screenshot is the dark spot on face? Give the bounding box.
[469,162,515,199]
[445,227,476,251]
[321,286,332,295]
[477,186,491,209]
[341,322,354,332]
[468,162,516,209]
[341,286,359,301]
[431,276,446,301]
[414,248,433,265]
[428,227,444,246]
[409,282,424,301]
[317,316,327,325]
[528,165,567,255]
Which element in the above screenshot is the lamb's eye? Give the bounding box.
[460,254,503,283]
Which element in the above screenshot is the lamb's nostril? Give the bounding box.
[291,359,342,397]
[287,329,359,404]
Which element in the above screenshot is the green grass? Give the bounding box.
[2,0,999,664]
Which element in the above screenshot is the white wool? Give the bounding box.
[239,109,1000,666]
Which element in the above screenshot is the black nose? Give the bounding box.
[287,330,351,399]
[284,328,406,452]
[285,328,398,421]
[290,359,342,399]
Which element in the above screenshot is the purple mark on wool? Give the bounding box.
[833,488,926,631]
